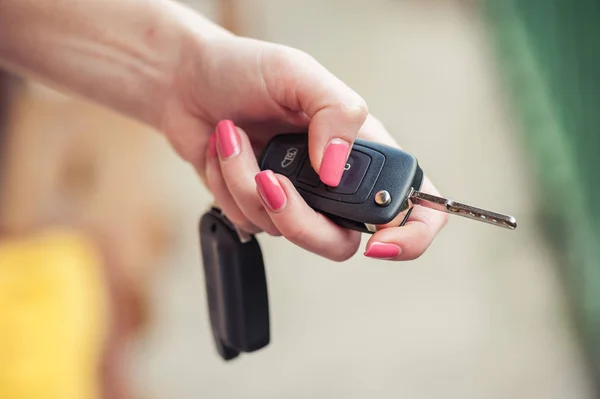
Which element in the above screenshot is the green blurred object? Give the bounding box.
[482,0,600,385]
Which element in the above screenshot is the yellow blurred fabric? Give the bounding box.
[0,229,108,399]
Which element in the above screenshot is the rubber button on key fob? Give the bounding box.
[297,157,321,187]
[261,136,306,176]
[326,150,371,195]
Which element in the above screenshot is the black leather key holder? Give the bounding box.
[198,206,270,361]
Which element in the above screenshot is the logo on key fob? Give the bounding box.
[281,147,298,168]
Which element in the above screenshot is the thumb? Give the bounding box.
[262,46,368,187]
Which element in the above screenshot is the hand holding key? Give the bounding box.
[254,126,517,260]
[0,0,452,262]
[260,132,517,232]
[184,38,450,261]
[207,115,450,261]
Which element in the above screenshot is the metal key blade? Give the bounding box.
[409,191,517,230]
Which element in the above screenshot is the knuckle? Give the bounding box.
[260,218,282,236]
[240,223,262,235]
[255,202,270,217]
[224,213,250,231]
[225,179,245,195]
[255,214,281,237]
[266,229,282,237]
[329,238,360,262]
[222,176,255,200]
[331,247,357,262]
[283,225,309,243]
[338,100,369,124]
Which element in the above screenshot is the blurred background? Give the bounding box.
[0,0,598,398]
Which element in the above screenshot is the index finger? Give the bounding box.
[364,177,448,261]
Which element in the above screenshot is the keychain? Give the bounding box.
[199,134,517,361]
[198,206,269,361]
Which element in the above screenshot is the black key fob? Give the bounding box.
[258,133,517,232]
[259,133,424,233]
[199,207,270,360]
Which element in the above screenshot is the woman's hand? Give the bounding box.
[161,36,447,261]
[0,0,446,261]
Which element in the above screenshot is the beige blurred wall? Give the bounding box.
[128,1,595,398]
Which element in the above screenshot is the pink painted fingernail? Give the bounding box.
[255,170,287,212]
[320,138,350,187]
[216,119,240,159]
[364,242,401,259]
[207,134,217,159]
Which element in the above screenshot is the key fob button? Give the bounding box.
[326,150,371,195]
[297,157,321,187]
[260,134,413,225]
[262,139,306,176]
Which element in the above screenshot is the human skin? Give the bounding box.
[0,0,447,261]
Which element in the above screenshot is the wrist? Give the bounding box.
[152,1,236,131]
[105,0,235,129]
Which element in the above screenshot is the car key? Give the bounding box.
[259,133,517,233]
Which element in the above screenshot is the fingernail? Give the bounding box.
[216,119,240,159]
[364,242,401,260]
[207,134,217,159]
[320,138,350,187]
[255,170,287,212]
